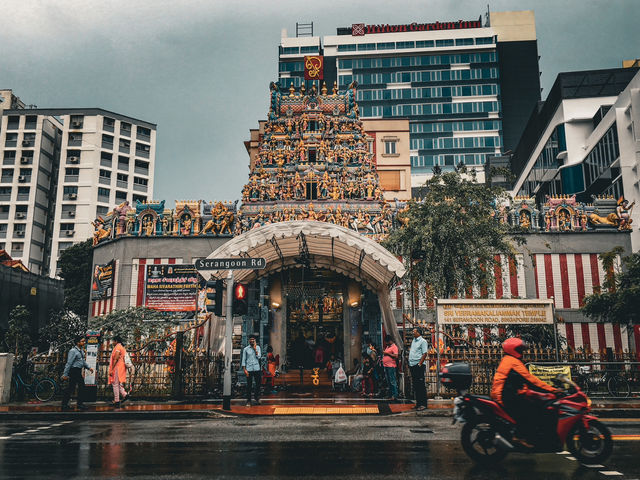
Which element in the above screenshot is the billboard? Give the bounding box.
[436,299,554,325]
[91,260,114,300]
[144,264,199,317]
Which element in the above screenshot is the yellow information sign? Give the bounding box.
[528,364,572,383]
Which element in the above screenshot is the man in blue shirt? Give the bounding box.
[241,335,262,406]
[408,327,429,410]
[61,336,94,411]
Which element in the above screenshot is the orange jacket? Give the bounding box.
[108,343,127,384]
[491,355,555,404]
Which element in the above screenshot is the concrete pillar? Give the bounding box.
[0,353,15,404]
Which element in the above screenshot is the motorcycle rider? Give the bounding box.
[491,337,558,448]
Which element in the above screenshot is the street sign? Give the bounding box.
[195,257,266,270]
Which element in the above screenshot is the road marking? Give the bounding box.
[50,423,63,427]
[599,472,623,476]
[583,464,605,468]
[611,435,640,441]
[11,432,27,436]
[556,451,570,454]
[24,429,39,433]
[36,426,52,430]
[60,420,73,424]
[602,418,640,422]
[0,436,10,440]
[565,456,577,461]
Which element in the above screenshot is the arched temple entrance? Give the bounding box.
[197,221,405,385]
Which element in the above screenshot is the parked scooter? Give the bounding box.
[440,362,613,464]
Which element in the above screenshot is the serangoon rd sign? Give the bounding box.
[195,258,266,270]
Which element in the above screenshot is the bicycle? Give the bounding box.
[12,370,58,402]
[574,365,631,398]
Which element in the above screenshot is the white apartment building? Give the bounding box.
[0,107,156,276]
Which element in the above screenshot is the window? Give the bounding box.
[357,43,376,51]
[337,44,357,52]
[118,156,130,170]
[132,194,146,203]
[119,139,130,153]
[70,115,84,129]
[68,132,82,147]
[416,40,434,48]
[133,177,148,186]
[99,169,111,179]
[97,187,110,202]
[102,134,114,149]
[475,37,494,45]
[134,159,149,174]
[96,206,109,217]
[117,173,128,188]
[282,46,299,54]
[436,39,454,47]
[0,187,10,201]
[377,42,395,50]
[103,117,115,132]
[5,133,18,147]
[17,187,29,201]
[300,46,319,54]
[11,242,24,254]
[60,223,74,231]
[306,182,317,200]
[135,142,150,158]
[396,41,415,49]
[0,224,6,238]
[120,122,132,136]
[65,167,79,176]
[7,116,20,130]
[455,38,474,46]
[24,116,37,130]
[115,190,127,201]
[137,126,151,141]
[63,186,78,200]
[384,140,397,155]
[1,168,14,183]
[3,151,16,165]
[379,170,401,191]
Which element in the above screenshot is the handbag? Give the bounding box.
[335,364,347,384]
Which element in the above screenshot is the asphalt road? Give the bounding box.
[0,415,638,479]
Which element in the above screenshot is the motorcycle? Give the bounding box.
[440,362,613,464]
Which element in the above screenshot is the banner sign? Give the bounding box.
[436,299,554,325]
[304,55,324,80]
[91,260,114,300]
[528,364,572,383]
[84,331,100,386]
[347,18,482,36]
[144,264,199,313]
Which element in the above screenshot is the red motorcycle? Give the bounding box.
[440,362,613,464]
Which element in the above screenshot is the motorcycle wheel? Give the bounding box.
[567,419,613,464]
[461,418,509,464]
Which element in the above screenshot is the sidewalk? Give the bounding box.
[2,397,639,420]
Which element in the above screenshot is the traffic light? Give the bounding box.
[232,283,248,316]
[206,279,224,316]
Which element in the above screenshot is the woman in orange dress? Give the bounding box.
[108,335,129,408]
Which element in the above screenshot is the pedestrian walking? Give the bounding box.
[408,327,429,410]
[61,335,94,411]
[382,334,399,400]
[108,335,130,408]
[241,335,262,406]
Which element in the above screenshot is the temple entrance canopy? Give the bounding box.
[199,221,405,371]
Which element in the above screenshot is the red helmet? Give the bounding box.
[502,337,526,359]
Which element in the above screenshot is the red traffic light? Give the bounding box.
[234,283,247,300]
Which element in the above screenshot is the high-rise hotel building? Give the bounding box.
[0,100,156,276]
[278,11,541,187]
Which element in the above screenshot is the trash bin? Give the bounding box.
[0,353,15,404]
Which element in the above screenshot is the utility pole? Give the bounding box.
[223,271,234,411]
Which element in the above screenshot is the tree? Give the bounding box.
[582,248,640,326]
[39,310,87,353]
[384,169,523,299]
[89,306,180,351]
[57,239,93,319]
[3,305,33,361]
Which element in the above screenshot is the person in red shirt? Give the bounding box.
[491,337,558,447]
[382,335,399,400]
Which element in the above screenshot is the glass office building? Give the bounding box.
[278,11,541,187]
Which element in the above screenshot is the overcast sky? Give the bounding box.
[2,0,639,202]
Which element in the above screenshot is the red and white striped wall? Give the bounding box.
[91,259,118,317]
[129,257,184,307]
[533,253,617,309]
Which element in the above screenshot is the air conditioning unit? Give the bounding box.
[72,121,83,128]
[69,193,78,200]
[16,231,25,237]
[68,156,79,163]
[68,211,75,217]
[18,175,26,182]
[65,230,75,236]
[16,213,26,219]
[22,140,32,147]
[20,157,30,164]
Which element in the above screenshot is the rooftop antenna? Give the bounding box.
[485,4,490,27]
[296,22,314,37]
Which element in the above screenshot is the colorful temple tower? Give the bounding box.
[237,82,393,240]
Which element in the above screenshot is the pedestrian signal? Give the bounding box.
[206,279,224,316]
[232,283,248,316]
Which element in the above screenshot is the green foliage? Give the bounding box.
[384,169,524,298]
[505,324,565,350]
[57,239,93,319]
[39,310,88,353]
[582,250,640,325]
[89,306,180,350]
[3,305,33,360]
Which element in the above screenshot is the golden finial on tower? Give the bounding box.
[289,84,295,97]
[300,84,306,95]
[321,82,328,95]
[332,81,338,96]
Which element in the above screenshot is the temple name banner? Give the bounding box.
[91,260,114,300]
[436,299,554,325]
[144,264,199,314]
